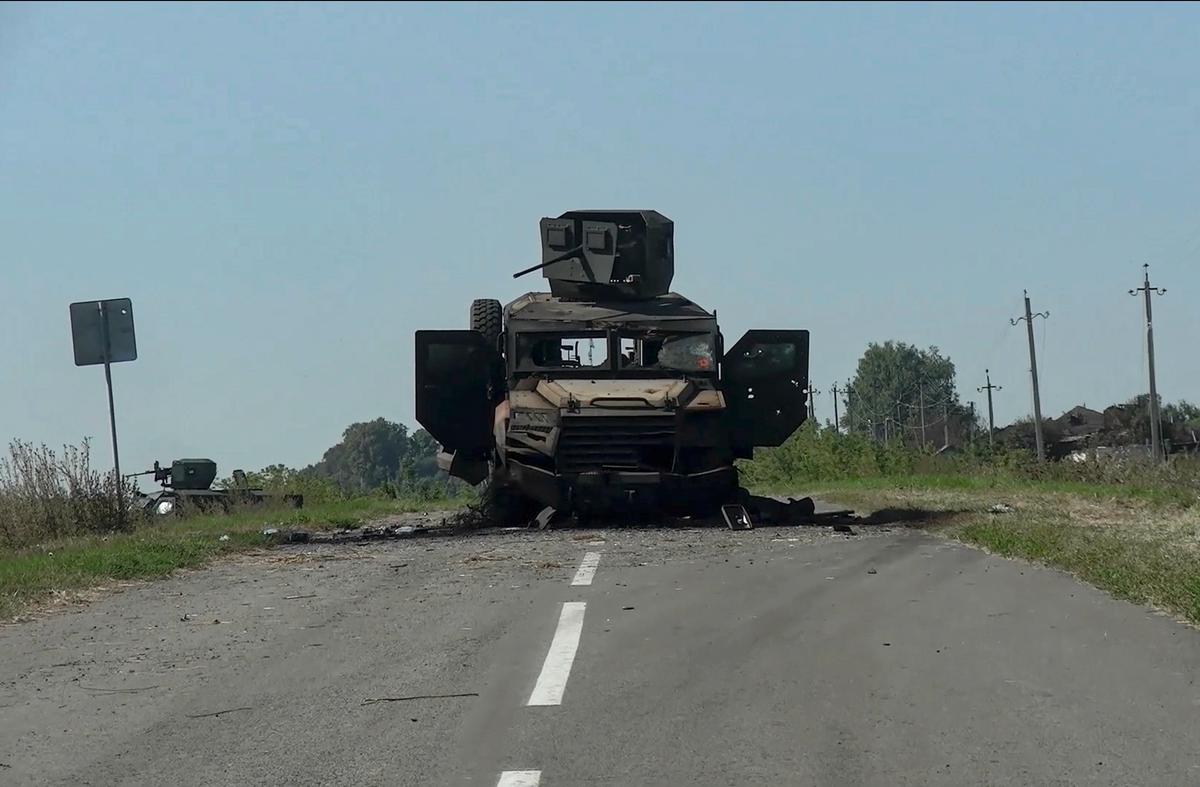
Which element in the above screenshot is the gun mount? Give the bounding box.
[126,458,302,517]
[126,458,217,490]
[513,210,674,302]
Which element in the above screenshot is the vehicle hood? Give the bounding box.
[536,378,693,409]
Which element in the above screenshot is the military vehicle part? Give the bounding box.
[514,210,675,302]
[722,504,754,530]
[169,458,217,490]
[470,299,503,345]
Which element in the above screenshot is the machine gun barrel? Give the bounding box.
[512,244,584,279]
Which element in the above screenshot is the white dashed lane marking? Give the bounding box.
[527,602,586,706]
[570,552,602,586]
[496,770,541,786]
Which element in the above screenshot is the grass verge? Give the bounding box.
[0,496,463,620]
[794,474,1200,624]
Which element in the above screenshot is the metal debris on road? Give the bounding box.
[535,506,561,530]
[721,504,753,530]
[283,594,317,600]
[264,523,433,544]
[361,692,479,705]
[186,706,253,719]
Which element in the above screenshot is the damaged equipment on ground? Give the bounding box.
[127,459,303,517]
[415,210,813,524]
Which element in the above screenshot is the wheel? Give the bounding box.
[486,484,541,527]
[470,299,503,345]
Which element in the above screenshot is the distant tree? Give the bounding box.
[214,419,462,499]
[1115,396,1200,444]
[406,429,442,479]
[844,341,973,448]
[308,418,411,493]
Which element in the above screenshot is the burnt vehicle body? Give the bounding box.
[415,210,809,518]
[129,459,303,517]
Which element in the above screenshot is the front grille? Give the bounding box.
[557,414,677,474]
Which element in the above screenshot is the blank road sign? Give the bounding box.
[70,298,137,366]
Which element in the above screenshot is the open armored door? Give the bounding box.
[722,330,810,451]
[415,331,497,462]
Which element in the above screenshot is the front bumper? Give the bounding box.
[506,460,738,514]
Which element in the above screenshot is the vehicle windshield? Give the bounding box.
[514,331,716,374]
[618,332,716,373]
[516,332,610,370]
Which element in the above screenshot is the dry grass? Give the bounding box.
[812,477,1200,623]
[0,439,134,549]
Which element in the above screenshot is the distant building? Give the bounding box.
[1054,406,1105,437]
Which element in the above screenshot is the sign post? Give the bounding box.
[70,298,137,522]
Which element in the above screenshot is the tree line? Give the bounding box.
[220,418,469,501]
[837,341,1198,453]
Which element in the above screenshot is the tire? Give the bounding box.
[470,299,503,345]
[487,483,541,527]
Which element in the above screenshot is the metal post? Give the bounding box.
[978,369,1002,448]
[99,302,123,521]
[845,382,854,434]
[918,383,927,450]
[1024,295,1046,461]
[831,384,841,434]
[1130,264,1167,461]
[1011,293,1049,461]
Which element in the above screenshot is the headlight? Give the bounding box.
[155,500,175,516]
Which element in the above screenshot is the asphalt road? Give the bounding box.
[3,518,1200,786]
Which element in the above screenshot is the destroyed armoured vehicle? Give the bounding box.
[415,210,809,520]
[128,459,303,517]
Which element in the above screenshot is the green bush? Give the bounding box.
[741,423,1200,504]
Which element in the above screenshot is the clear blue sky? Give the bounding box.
[3,2,1198,473]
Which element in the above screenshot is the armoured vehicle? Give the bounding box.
[414,210,809,520]
[128,458,303,517]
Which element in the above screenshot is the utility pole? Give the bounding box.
[1130,264,1167,461]
[942,402,950,449]
[918,383,927,450]
[969,401,978,449]
[845,381,855,433]
[831,383,841,434]
[977,369,1002,448]
[808,386,821,423]
[1011,291,1050,461]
